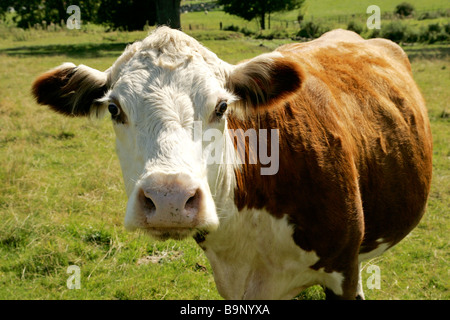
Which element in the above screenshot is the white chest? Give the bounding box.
[201,208,344,299]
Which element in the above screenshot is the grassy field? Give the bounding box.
[180,0,450,34]
[0,7,449,300]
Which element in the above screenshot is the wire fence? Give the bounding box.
[270,7,450,29]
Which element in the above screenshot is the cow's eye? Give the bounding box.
[108,103,120,117]
[215,101,228,117]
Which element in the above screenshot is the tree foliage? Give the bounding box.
[98,0,180,30]
[97,0,157,30]
[395,2,415,18]
[0,1,100,29]
[218,0,305,30]
[0,0,181,30]
[154,0,181,29]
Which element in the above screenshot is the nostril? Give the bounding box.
[185,189,200,211]
[140,189,156,213]
[144,196,156,211]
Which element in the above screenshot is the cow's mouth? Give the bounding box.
[141,227,197,241]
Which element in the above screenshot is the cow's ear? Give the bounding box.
[227,53,303,114]
[32,63,109,117]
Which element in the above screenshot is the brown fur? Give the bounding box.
[227,55,303,112]
[227,31,432,298]
[31,63,108,117]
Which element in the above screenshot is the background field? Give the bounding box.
[0,1,449,300]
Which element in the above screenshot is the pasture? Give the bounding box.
[0,6,449,300]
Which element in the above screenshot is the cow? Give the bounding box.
[32,27,432,299]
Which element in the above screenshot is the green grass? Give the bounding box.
[302,0,449,18]
[0,15,449,300]
[181,0,450,34]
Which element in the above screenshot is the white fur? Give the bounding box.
[97,28,237,234]
[203,210,344,299]
[358,239,390,262]
[356,263,365,299]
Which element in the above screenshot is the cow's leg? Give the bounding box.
[356,263,365,300]
[323,257,360,300]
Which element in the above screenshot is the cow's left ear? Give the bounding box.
[32,62,109,117]
[227,53,303,113]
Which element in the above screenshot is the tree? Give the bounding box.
[155,0,181,29]
[1,0,181,31]
[97,0,157,31]
[0,0,100,29]
[218,0,305,30]
[98,0,180,30]
[395,2,415,18]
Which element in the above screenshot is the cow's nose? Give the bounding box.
[137,172,202,228]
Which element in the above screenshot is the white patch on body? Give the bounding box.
[202,209,344,299]
[358,238,391,263]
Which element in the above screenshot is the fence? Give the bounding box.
[271,7,450,30]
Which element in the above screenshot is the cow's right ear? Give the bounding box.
[226,52,303,116]
[32,63,109,117]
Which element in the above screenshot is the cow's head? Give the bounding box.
[32,27,301,240]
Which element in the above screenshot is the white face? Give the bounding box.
[32,27,296,241]
[101,43,235,240]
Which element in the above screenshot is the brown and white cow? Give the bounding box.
[32,27,432,299]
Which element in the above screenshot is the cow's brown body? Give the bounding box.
[223,31,432,298]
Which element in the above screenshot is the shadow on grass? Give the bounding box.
[0,42,131,58]
[403,44,450,61]
[1,39,449,61]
